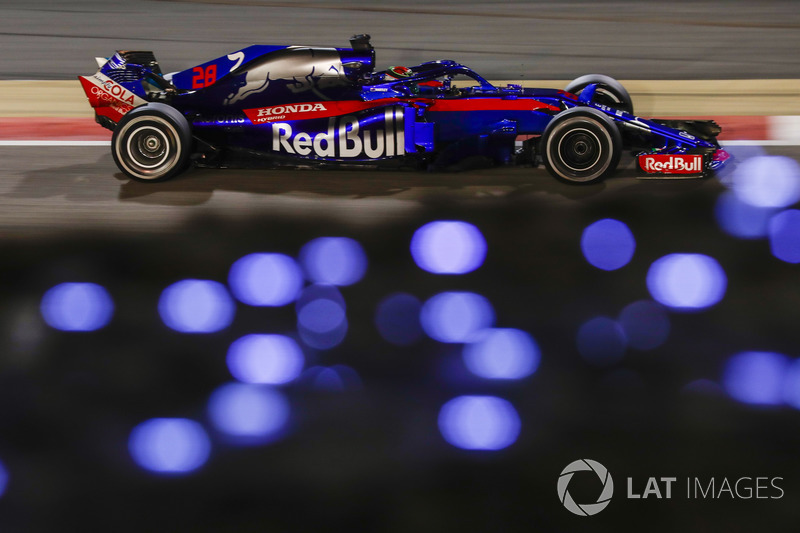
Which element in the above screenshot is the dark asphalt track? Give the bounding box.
[0,144,795,235]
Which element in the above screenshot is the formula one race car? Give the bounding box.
[79,35,730,184]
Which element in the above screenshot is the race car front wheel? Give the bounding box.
[540,108,622,184]
[112,103,192,182]
[565,74,633,115]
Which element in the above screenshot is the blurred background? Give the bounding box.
[1,1,800,531]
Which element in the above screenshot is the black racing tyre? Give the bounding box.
[540,107,622,184]
[565,74,633,115]
[111,103,192,182]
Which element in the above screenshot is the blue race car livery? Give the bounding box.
[79,35,730,183]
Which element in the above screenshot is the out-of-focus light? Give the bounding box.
[40,282,114,331]
[227,334,304,385]
[208,383,290,443]
[301,365,362,391]
[310,367,344,390]
[298,320,348,350]
[730,155,800,208]
[618,300,670,350]
[0,460,8,498]
[296,285,348,349]
[228,253,303,306]
[714,191,777,239]
[331,365,363,389]
[295,283,345,309]
[576,317,626,366]
[410,220,487,274]
[374,293,423,346]
[723,351,788,406]
[463,328,540,380]
[159,279,235,333]
[646,254,727,310]
[580,218,636,271]
[438,395,521,451]
[298,299,346,333]
[768,209,800,263]
[420,292,494,343]
[300,237,367,286]
[781,359,800,409]
[128,418,211,474]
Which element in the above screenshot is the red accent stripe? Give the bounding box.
[428,98,560,113]
[244,99,407,124]
[243,97,560,124]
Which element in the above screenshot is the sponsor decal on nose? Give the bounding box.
[640,154,703,174]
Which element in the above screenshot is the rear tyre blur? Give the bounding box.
[112,103,192,182]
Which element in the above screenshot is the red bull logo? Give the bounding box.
[640,154,703,174]
[271,107,405,159]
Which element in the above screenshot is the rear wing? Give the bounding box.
[78,51,165,129]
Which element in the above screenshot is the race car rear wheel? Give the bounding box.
[565,75,633,115]
[540,108,622,184]
[112,103,192,182]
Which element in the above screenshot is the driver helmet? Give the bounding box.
[385,66,413,79]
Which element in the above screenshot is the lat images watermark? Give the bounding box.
[557,459,785,517]
[557,459,614,516]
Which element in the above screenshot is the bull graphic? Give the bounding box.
[225,47,345,106]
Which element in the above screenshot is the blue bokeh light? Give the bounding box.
[296,285,348,350]
[730,155,800,208]
[463,328,541,380]
[128,418,211,474]
[227,334,304,385]
[298,299,346,333]
[298,319,348,350]
[300,237,367,286]
[618,300,670,350]
[420,292,495,343]
[438,395,521,451]
[646,254,727,310]
[374,293,423,346]
[228,253,303,306]
[301,365,363,391]
[40,282,114,332]
[714,191,777,239]
[768,209,800,264]
[410,220,487,274]
[580,218,636,271]
[0,460,8,498]
[723,351,789,406]
[308,366,345,390]
[781,359,800,409]
[208,383,290,444]
[576,317,627,366]
[159,279,235,333]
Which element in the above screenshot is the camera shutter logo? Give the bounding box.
[557,459,614,516]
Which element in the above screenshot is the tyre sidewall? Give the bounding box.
[112,104,191,182]
[541,109,621,184]
[565,74,634,115]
